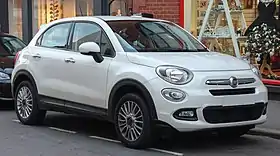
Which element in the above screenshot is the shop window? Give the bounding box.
[33,0,94,35]
[8,0,22,39]
[242,0,254,9]
[110,0,131,16]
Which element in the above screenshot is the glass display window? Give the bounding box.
[33,0,94,35]
[109,0,132,16]
[8,0,23,39]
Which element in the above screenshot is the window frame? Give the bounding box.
[35,21,74,50]
[69,21,116,58]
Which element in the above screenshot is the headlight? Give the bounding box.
[156,65,193,85]
[250,64,262,79]
[0,72,10,80]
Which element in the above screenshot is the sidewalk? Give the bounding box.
[249,100,280,139]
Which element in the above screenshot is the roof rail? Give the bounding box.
[131,13,154,18]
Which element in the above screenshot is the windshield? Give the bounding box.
[0,36,26,55]
[107,20,208,52]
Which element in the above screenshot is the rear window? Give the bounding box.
[0,36,26,55]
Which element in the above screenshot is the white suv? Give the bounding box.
[12,16,268,149]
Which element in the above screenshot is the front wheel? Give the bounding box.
[114,93,153,149]
[15,81,46,125]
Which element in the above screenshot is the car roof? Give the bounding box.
[95,15,168,22]
[53,15,169,23]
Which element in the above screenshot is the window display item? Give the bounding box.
[245,23,280,79]
[245,0,280,35]
[198,0,247,58]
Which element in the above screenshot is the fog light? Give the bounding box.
[173,108,198,121]
[161,88,186,102]
[179,111,194,117]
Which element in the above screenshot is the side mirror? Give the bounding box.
[79,42,100,55]
[79,42,104,63]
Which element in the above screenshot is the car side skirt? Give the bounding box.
[38,95,111,122]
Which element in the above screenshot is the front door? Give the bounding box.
[63,22,115,109]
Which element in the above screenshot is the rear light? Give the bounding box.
[14,51,21,65]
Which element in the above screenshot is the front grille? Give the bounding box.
[209,88,255,96]
[203,103,265,124]
[206,78,256,86]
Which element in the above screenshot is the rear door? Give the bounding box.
[28,22,74,100]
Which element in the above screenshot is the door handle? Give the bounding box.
[32,53,41,59]
[64,58,75,63]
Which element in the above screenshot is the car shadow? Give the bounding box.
[41,112,263,152]
[0,100,14,111]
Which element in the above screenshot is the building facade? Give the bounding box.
[3,0,275,42]
[1,0,181,43]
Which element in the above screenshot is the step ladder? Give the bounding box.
[198,0,247,59]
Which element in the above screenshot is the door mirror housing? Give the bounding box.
[79,42,104,63]
[79,42,100,55]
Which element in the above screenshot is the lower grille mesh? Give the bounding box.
[209,88,255,96]
[203,103,265,124]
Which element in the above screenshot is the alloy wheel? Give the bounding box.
[117,101,144,142]
[16,86,33,119]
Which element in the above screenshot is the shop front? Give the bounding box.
[181,0,280,90]
[5,0,181,43]
[7,0,112,43]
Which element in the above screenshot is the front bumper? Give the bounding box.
[145,70,268,132]
[0,80,13,100]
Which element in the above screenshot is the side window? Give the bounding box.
[100,32,115,57]
[0,36,26,55]
[40,22,72,49]
[71,22,101,52]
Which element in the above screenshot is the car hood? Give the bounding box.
[126,52,250,71]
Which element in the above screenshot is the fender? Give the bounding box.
[108,79,158,120]
[12,69,38,98]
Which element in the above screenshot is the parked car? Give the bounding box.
[0,33,26,100]
[11,16,268,149]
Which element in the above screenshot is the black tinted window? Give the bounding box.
[0,36,26,55]
[40,23,72,49]
[100,32,115,57]
[71,22,101,52]
[107,20,208,52]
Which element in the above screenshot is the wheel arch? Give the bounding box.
[108,79,158,121]
[12,69,38,98]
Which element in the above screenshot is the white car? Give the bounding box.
[11,16,268,149]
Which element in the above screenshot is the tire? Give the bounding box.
[216,126,252,139]
[114,93,153,149]
[14,81,46,125]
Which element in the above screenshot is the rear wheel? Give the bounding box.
[15,81,46,125]
[114,93,153,149]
